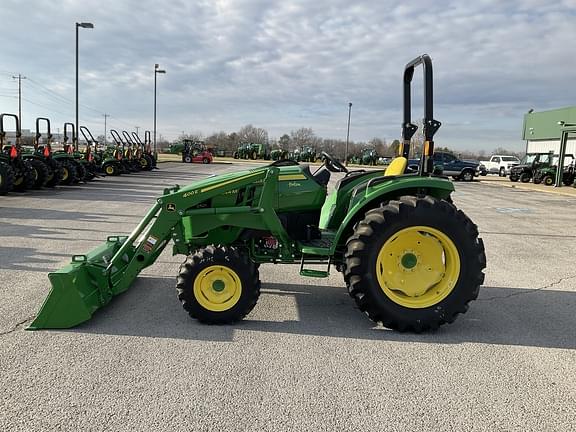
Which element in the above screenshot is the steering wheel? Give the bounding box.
[321,151,348,173]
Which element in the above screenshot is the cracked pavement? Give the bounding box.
[1,162,575,432]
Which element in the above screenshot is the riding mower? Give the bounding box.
[79,126,122,177]
[29,55,486,333]
[0,113,36,192]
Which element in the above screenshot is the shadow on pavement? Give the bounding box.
[68,279,576,349]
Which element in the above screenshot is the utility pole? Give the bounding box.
[12,74,27,125]
[345,102,352,166]
[103,113,110,145]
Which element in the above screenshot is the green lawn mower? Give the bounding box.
[0,113,35,193]
[29,54,485,333]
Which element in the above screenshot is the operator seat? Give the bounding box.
[384,157,408,176]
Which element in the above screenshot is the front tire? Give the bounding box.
[344,196,486,332]
[543,175,554,186]
[177,246,261,324]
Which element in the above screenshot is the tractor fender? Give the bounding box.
[330,176,454,253]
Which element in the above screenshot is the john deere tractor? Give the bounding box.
[0,113,35,192]
[30,55,485,333]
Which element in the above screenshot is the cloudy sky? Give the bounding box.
[0,0,575,151]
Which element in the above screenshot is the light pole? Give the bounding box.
[76,22,94,146]
[345,102,352,166]
[154,64,166,153]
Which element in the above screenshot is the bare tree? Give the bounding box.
[237,124,268,144]
[290,127,320,150]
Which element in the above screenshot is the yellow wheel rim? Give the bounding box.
[375,226,461,309]
[62,168,69,181]
[139,158,148,168]
[193,265,242,312]
[105,165,114,175]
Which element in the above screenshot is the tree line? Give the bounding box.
[170,124,524,161]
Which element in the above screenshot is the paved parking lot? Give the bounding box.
[1,162,575,431]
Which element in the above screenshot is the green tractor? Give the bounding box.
[131,132,155,170]
[234,142,269,160]
[296,146,317,162]
[361,148,379,166]
[0,113,36,193]
[29,55,485,333]
[79,126,123,176]
[270,148,288,161]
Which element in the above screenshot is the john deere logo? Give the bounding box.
[166,203,176,212]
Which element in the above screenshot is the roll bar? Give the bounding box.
[110,129,125,148]
[63,122,76,152]
[35,117,53,152]
[0,113,21,147]
[402,54,441,175]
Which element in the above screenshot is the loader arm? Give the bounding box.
[29,166,292,329]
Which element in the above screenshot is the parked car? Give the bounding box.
[408,151,479,181]
[478,155,520,176]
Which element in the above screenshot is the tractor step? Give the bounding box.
[299,269,329,278]
[299,252,331,278]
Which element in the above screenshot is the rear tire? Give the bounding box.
[13,160,35,192]
[460,170,474,182]
[0,161,14,195]
[29,159,49,189]
[45,158,63,187]
[74,161,87,183]
[177,246,261,324]
[344,196,486,332]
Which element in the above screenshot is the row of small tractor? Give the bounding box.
[0,113,158,195]
[233,143,318,162]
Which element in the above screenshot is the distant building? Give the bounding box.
[523,107,576,156]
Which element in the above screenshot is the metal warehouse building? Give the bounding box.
[524,107,576,155]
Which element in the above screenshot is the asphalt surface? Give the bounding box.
[1,162,575,432]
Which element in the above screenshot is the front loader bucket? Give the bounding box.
[28,236,130,330]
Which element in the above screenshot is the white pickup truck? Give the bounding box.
[479,155,520,176]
